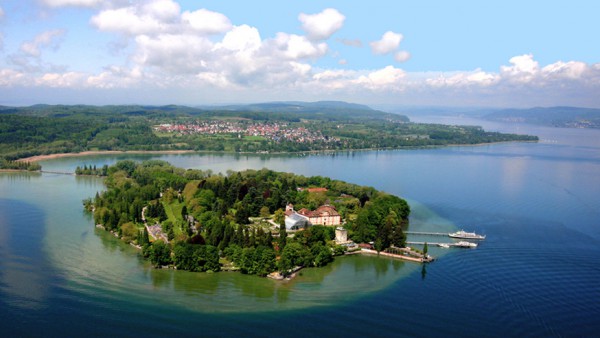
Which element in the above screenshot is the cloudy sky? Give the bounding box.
[0,0,599,107]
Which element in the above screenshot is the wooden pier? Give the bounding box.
[406,241,444,246]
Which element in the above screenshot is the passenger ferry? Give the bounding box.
[448,230,486,240]
[454,241,478,248]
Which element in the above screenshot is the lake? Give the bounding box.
[1,117,599,337]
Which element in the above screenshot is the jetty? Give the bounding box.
[405,230,486,240]
[404,231,448,236]
[40,170,75,176]
[360,248,434,263]
[406,241,477,248]
[404,229,485,249]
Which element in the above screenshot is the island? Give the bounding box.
[0,101,538,169]
[85,160,417,277]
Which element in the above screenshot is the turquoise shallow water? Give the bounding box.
[1,118,600,337]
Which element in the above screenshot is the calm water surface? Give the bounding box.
[1,118,599,337]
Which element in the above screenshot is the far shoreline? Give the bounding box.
[14,140,538,163]
[16,150,197,163]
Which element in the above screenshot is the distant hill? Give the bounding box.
[484,107,600,128]
[213,101,374,111]
[0,101,409,122]
[197,101,409,122]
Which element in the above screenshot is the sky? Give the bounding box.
[0,0,599,108]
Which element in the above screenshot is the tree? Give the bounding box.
[311,243,333,267]
[423,242,428,257]
[120,222,138,243]
[139,227,150,246]
[274,208,285,227]
[392,224,406,248]
[278,242,311,276]
[181,205,188,219]
[274,209,287,251]
[145,241,172,266]
[260,206,270,219]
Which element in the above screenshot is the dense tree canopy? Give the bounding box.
[90,160,410,276]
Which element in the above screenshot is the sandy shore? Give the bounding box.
[16,150,197,162]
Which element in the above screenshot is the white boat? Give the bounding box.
[454,241,478,248]
[448,230,486,240]
[437,243,450,248]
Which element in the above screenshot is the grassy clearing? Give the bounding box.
[162,200,185,236]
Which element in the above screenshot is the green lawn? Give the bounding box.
[162,200,185,236]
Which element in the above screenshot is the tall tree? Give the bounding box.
[274,209,287,252]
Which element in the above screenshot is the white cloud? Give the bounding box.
[182,9,232,34]
[88,2,330,89]
[271,33,328,60]
[133,33,213,74]
[86,66,143,89]
[36,71,86,87]
[299,8,345,40]
[43,0,104,8]
[0,69,26,86]
[541,61,587,80]
[90,0,183,36]
[394,51,411,63]
[370,31,403,55]
[217,25,261,52]
[355,65,406,89]
[5,0,600,109]
[337,38,362,47]
[196,71,233,89]
[42,0,130,8]
[500,54,539,83]
[426,69,499,88]
[20,29,66,57]
[313,69,353,81]
[143,0,180,20]
[91,6,169,36]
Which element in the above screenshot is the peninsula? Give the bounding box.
[86,160,413,276]
[0,102,538,170]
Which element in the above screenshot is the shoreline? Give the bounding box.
[14,139,537,163]
[16,150,197,163]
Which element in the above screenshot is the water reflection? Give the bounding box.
[74,175,104,189]
[130,252,421,312]
[0,199,49,310]
[0,171,41,182]
[95,227,123,254]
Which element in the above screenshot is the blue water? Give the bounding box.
[1,118,600,337]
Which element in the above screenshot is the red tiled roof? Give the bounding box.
[307,187,328,193]
[297,205,339,218]
[313,205,340,217]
